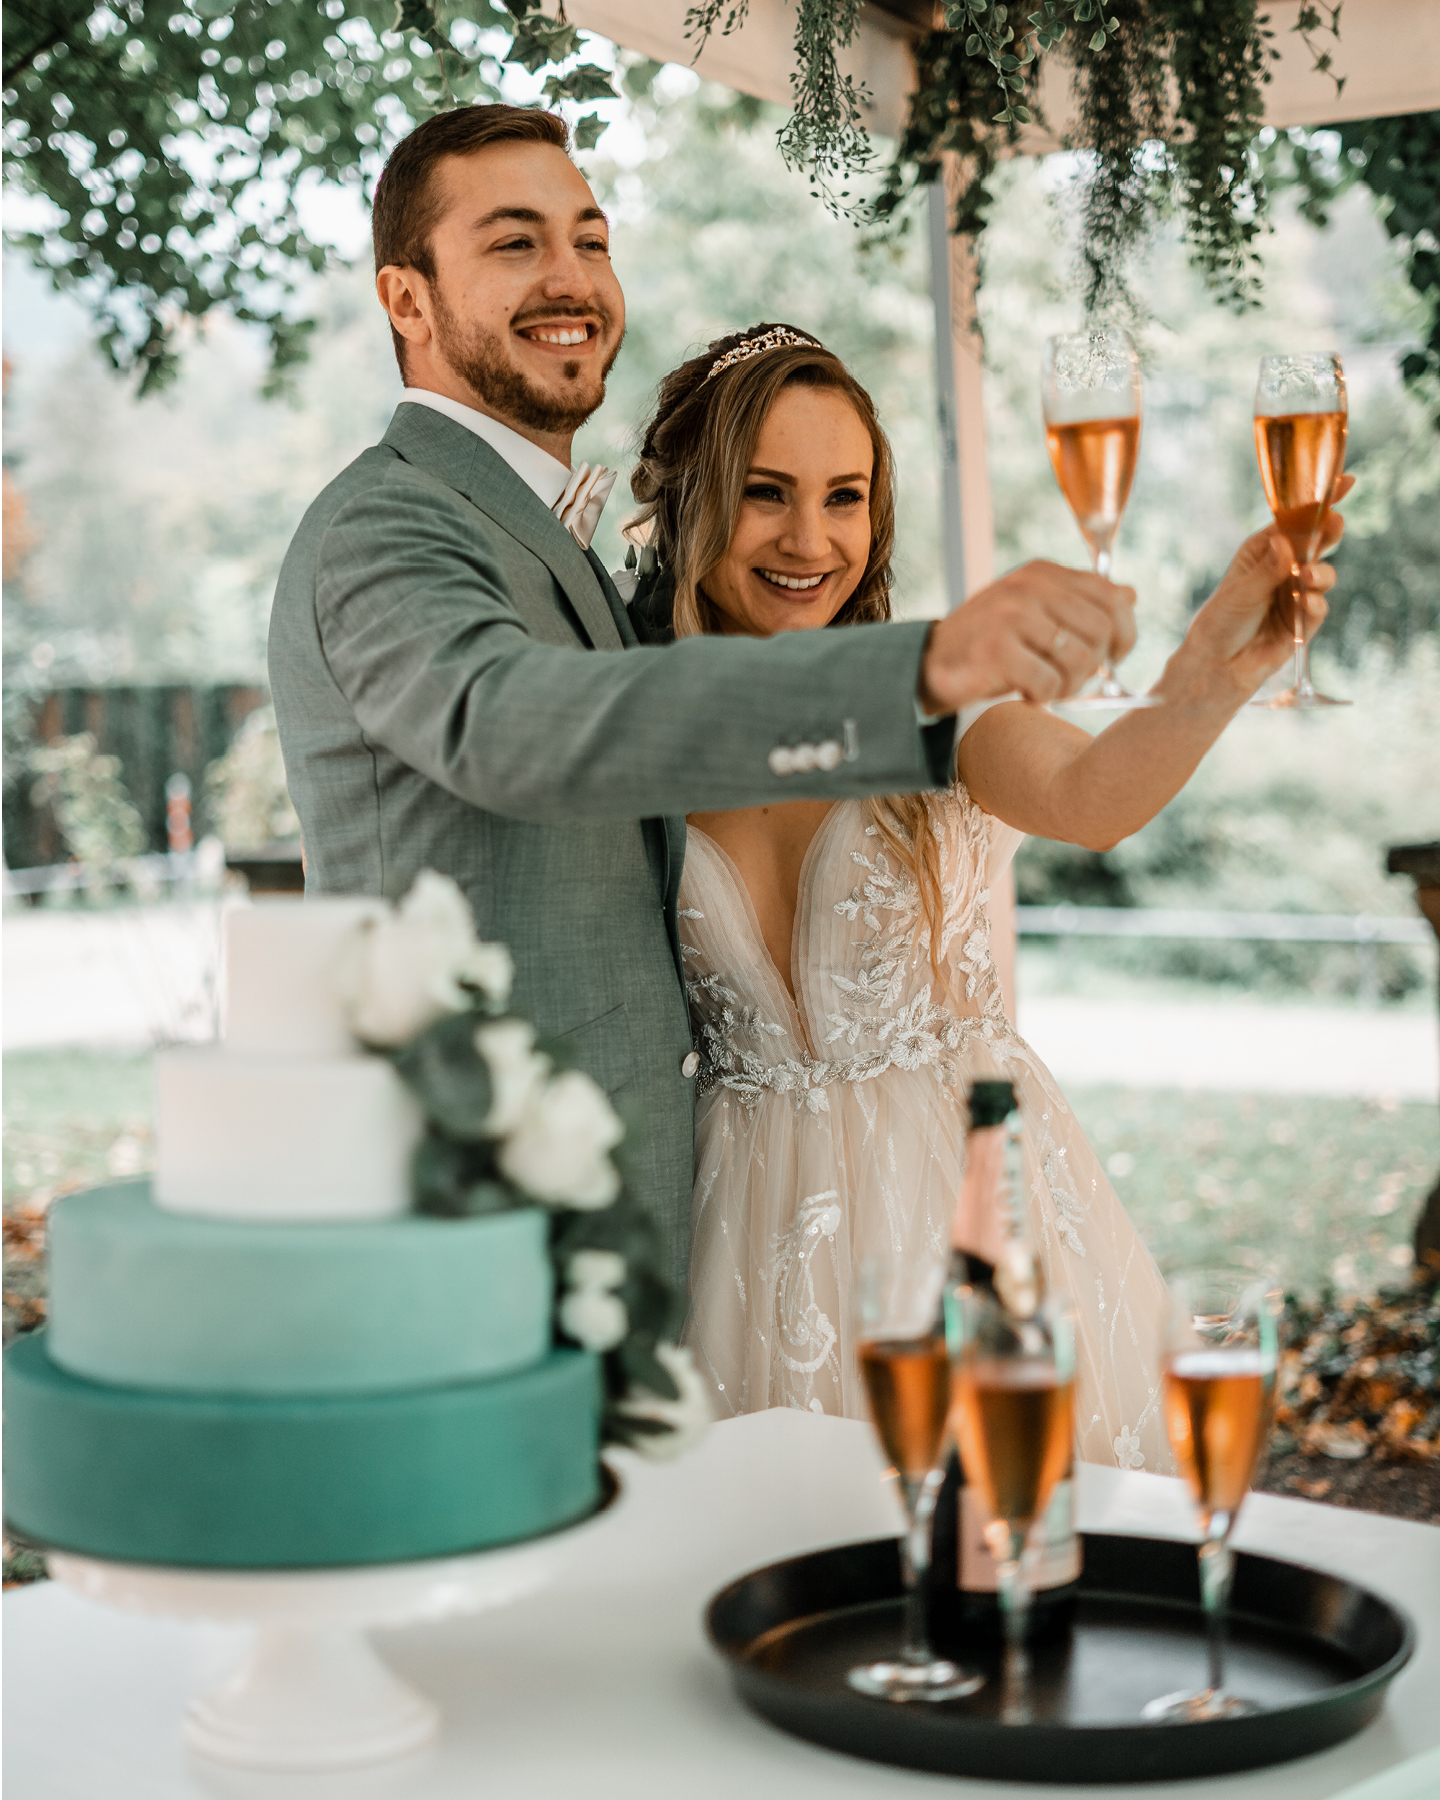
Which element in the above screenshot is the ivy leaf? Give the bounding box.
[1012,104,1033,122]
[506,18,580,73]
[573,112,608,152]
[1089,27,1108,49]
[542,63,619,104]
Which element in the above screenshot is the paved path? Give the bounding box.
[4,903,1437,1100]
[3,902,225,1052]
[1018,994,1438,1101]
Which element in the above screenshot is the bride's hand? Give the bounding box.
[1176,476,1352,698]
[918,561,1138,712]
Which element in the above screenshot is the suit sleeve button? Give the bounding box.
[814,739,842,771]
[681,1051,700,1078]
[768,746,795,776]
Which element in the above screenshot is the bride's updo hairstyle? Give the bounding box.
[631,323,954,989]
[629,323,897,641]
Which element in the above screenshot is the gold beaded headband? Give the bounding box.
[703,326,823,383]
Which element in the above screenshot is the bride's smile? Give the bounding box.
[702,385,874,639]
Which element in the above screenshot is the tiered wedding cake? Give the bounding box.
[4,899,602,1568]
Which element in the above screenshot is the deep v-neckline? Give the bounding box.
[687,804,850,1049]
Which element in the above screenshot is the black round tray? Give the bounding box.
[706,1532,1414,1785]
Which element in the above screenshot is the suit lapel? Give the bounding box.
[585,546,641,648]
[382,404,623,653]
[379,406,687,983]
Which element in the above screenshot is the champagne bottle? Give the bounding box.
[925,1079,1082,1649]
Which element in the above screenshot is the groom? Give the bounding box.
[269,104,1134,1291]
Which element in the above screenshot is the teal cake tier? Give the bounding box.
[45,1182,552,1395]
[4,1333,601,1568]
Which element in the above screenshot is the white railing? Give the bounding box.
[1016,904,1432,1007]
[3,852,203,897]
[1016,905,1430,946]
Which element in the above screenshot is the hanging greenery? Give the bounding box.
[687,0,1346,318]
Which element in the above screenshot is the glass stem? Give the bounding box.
[1092,544,1117,687]
[1289,567,1314,695]
[899,1467,943,1666]
[997,1534,1032,1724]
[1199,1523,1235,1697]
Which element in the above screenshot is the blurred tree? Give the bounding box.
[204,705,299,847]
[1,0,621,392]
[1264,113,1440,421]
[28,732,147,891]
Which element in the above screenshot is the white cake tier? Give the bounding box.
[154,1048,424,1220]
[224,898,383,1057]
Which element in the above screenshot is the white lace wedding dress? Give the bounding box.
[679,786,1173,1474]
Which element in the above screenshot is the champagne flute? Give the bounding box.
[1042,327,1157,710]
[948,1280,1076,1723]
[1143,1269,1281,1723]
[849,1255,984,1703]
[1252,352,1350,709]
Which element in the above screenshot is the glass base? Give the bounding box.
[1249,685,1350,709]
[1058,680,1161,712]
[847,1657,985,1704]
[1141,1687,1260,1723]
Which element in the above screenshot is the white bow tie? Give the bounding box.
[552,462,617,551]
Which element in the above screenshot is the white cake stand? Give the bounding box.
[46,1471,625,1773]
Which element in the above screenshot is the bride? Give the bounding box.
[623,322,1346,1473]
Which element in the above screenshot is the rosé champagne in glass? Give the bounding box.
[1143,1270,1280,1724]
[949,1360,1075,1556]
[1041,327,1155,710]
[849,1257,984,1704]
[859,1335,952,1486]
[1252,353,1349,709]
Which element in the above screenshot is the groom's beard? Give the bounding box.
[431,292,622,436]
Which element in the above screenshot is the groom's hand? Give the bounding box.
[918,562,1137,712]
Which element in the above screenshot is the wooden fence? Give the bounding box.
[3,684,267,868]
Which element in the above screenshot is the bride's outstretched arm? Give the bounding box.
[957,487,1350,852]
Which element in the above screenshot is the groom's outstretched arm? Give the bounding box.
[300,471,1132,824]
[305,478,949,823]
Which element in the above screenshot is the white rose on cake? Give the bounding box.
[343,871,514,1046]
[558,1287,629,1352]
[498,1070,623,1209]
[615,1343,711,1460]
[566,1248,626,1293]
[474,1019,552,1135]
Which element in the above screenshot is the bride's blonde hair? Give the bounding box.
[629,323,954,978]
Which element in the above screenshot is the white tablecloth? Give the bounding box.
[5,1410,1437,1798]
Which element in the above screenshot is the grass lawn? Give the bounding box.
[1067,1085,1437,1299]
[4,1051,155,1340]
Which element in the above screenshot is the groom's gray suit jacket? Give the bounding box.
[269,401,954,1290]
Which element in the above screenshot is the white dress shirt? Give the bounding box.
[401,388,572,509]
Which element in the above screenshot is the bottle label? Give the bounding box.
[957,1479,1081,1593]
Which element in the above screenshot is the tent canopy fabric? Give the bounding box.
[568,0,1440,138]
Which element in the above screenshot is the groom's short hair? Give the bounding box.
[373,104,571,284]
